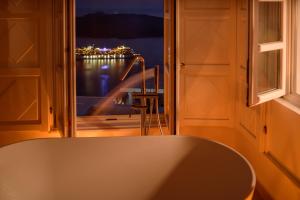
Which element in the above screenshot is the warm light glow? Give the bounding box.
[75,45,138,60]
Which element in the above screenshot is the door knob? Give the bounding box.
[180,62,185,69]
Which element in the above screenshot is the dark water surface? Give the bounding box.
[76,37,164,115]
[76,37,163,96]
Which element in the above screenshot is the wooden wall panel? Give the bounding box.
[267,100,300,183]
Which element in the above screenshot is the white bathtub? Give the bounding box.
[0,136,255,200]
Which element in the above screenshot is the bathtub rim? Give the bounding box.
[0,135,256,199]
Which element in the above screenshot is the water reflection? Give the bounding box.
[99,74,109,96]
[76,38,164,116]
[77,58,131,97]
[76,58,163,116]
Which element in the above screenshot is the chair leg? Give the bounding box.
[155,97,163,135]
[147,98,154,135]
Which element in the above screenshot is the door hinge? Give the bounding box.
[263,125,268,135]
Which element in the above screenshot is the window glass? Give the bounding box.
[258,2,282,43]
[257,50,281,94]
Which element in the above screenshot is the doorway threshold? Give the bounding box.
[77,114,166,130]
[77,114,140,130]
[76,114,168,136]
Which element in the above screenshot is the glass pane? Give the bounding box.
[259,2,282,43]
[256,50,281,94]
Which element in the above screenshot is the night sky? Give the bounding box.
[76,0,163,17]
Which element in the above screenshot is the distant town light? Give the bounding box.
[75,45,138,60]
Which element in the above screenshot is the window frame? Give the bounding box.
[248,0,288,107]
[284,0,300,108]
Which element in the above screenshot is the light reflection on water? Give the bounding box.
[76,38,164,116]
[77,58,132,97]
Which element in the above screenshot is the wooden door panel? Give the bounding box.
[0,0,52,132]
[178,0,236,128]
[0,18,38,68]
[0,77,39,122]
[0,0,38,13]
[183,75,231,119]
[182,17,231,65]
[183,0,230,9]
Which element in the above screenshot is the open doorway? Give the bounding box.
[75,0,170,133]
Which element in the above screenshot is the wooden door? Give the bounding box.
[177,0,237,131]
[0,0,53,132]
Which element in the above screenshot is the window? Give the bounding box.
[285,0,300,107]
[248,0,287,106]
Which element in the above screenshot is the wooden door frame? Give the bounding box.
[61,0,176,136]
[65,0,77,137]
[164,0,176,135]
[54,0,76,137]
[175,0,180,134]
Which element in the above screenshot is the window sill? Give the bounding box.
[274,97,300,116]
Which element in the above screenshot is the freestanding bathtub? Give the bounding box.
[0,136,255,200]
